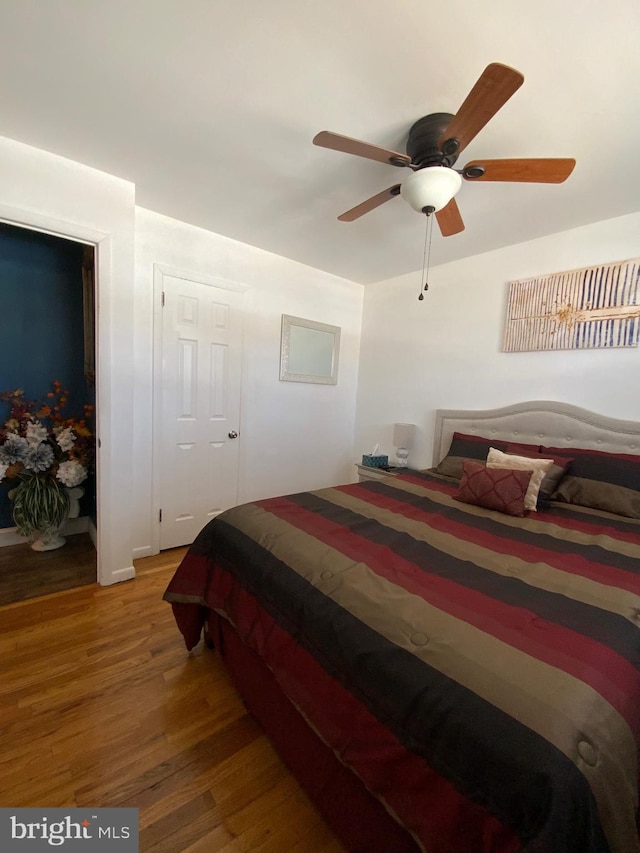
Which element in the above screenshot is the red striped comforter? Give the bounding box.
[164,470,640,853]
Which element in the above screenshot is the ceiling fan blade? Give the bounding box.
[435,198,465,236]
[337,185,401,221]
[314,131,412,167]
[463,158,576,183]
[438,63,524,157]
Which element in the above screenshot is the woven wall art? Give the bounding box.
[503,257,640,352]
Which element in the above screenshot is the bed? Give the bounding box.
[164,400,640,853]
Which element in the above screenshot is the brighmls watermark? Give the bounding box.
[0,809,138,851]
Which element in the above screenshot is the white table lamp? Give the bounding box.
[393,423,415,468]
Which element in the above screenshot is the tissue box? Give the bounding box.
[362,454,389,468]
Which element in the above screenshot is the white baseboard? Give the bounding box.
[0,516,89,548]
[100,564,135,585]
[132,544,153,560]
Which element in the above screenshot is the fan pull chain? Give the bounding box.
[418,210,434,301]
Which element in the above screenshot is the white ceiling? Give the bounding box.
[1,0,639,284]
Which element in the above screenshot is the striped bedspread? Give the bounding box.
[164,470,640,853]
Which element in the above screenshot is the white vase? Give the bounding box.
[30,487,84,552]
[31,528,67,552]
[66,486,84,519]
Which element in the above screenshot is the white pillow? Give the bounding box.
[486,448,554,511]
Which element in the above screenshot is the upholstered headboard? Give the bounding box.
[433,401,640,467]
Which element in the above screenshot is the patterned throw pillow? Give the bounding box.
[486,448,554,512]
[456,460,533,517]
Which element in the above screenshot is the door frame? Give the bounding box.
[151,263,248,555]
[0,203,135,586]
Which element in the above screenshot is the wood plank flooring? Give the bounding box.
[0,548,346,852]
[0,532,96,606]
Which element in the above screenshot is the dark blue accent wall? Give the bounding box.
[0,223,94,529]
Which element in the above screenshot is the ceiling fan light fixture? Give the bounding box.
[400,167,462,214]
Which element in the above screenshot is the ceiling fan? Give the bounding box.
[313,63,576,237]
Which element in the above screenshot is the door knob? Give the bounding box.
[228,430,238,439]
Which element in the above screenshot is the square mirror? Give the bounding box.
[280,315,340,385]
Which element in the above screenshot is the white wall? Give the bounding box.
[4,133,636,570]
[355,212,640,471]
[133,208,363,556]
[0,136,363,569]
[0,135,136,585]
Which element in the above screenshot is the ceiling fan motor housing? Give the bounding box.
[314,63,575,229]
[406,113,458,167]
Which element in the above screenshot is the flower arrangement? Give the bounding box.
[0,381,95,539]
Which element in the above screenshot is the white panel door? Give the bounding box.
[159,274,244,550]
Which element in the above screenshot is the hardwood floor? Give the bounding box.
[0,532,96,606]
[0,548,346,852]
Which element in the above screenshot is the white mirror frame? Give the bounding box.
[279,314,340,385]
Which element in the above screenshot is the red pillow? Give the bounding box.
[505,441,542,456]
[456,460,533,517]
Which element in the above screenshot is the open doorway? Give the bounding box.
[0,222,97,603]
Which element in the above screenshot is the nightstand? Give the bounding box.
[355,464,401,483]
